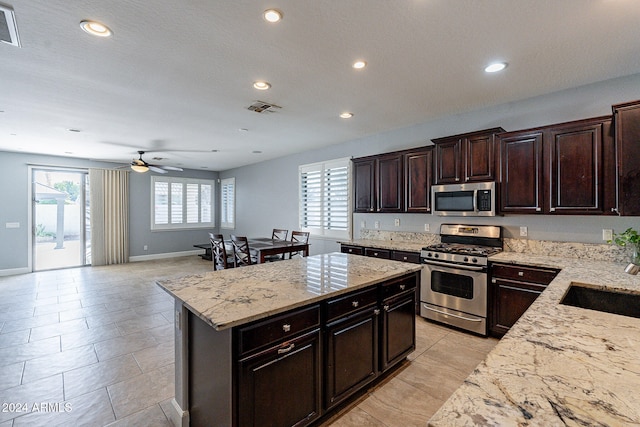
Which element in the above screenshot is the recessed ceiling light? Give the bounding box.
[252,150,263,154]
[263,9,283,23]
[484,62,507,73]
[238,128,248,132]
[253,81,271,90]
[67,128,81,133]
[352,60,367,69]
[339,112,354,119]
[80,20,113,37]
[65,151,73,155]
[211,149,219,152]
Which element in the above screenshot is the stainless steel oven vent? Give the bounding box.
[247,101,282,113]
[0,4,20,47]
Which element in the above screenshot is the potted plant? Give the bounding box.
[609,227,640,266]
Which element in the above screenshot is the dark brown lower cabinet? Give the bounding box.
[325,308,379,409]
[238,329,322,427]
[489,263,559,337]
[381,290,416,371]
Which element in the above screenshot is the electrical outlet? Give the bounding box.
[424,223,430,232]
[360,220,366,228]
[374,221,380,229]
[143,245,148,251]
[603,229,613,241]
[394,218,400,227]
[519,226,528,237]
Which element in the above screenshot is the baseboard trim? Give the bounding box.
[0,267,30,277]
[129,249,202,263]
[167,398,189,427]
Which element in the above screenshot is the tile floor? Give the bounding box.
[0,256,498,426]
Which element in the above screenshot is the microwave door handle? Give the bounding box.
[424,260,485,271]
[473,190,478,212]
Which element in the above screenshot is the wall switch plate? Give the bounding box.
[360,220,366,228]
[394,218,400,227]
[424,223,430,232]
[5,222,20,228]
[374,221,380,229]
[603,229,613,241]
[520,226,528,237]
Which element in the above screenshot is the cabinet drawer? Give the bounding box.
[381,274,417,300]
[237,305,321,356]
[491,263,558,284]
[341,245,364,255]
[326,288,378,323]
[364,248,391,259]
[391,250,420,264]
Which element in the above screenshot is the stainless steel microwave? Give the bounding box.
[431,182,496,216]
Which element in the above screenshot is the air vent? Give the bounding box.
[0,4,20,47]
[247,100,282,113]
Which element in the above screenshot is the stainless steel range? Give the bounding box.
[420,224,502,335]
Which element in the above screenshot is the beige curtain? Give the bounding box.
[89,168,129,266]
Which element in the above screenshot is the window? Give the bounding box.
[151,176,214,230]
[220,177,235,229]
[299,158,351,239]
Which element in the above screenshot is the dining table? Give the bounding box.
[242,237,310,263]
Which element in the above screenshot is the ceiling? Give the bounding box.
[1,1,640,172]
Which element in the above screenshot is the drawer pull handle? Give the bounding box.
[403,256,408,260]
[373,252,378,256]
[277,343,295,354]
[399,284,406,290]
[518,272,524,277]
[352,301,359,308]
[282,324,291,332]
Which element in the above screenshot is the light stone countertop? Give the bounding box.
[428,252,640,426]
[157,252,422,331]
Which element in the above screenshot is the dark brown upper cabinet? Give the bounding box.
[498,116,616,215]
[353,153,404,213]
[404,147,433,213]
[432,128,505,184]
[612,100,640,216]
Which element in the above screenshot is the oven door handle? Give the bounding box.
[423,260,485,271]
[423,305,483,322]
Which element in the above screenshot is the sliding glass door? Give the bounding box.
[32,168,90,271]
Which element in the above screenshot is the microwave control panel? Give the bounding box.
[477,190,492,211]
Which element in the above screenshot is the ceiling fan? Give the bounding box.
[129,150,184,174]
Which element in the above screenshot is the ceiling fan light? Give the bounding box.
[131,164,149,173]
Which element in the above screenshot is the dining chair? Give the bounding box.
[288,231,310,259]
[231,235,256,267]
[264,228,289,262]
[210,233,233,271]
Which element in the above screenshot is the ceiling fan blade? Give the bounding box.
[159,166,184,171]
[148,165,168,174]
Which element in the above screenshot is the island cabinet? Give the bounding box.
[432,127,505,184]
[489,263,559,337]
[612,100,640,216]
[170,263,420,427]
[499,116,616,215]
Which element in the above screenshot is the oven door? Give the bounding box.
[420,260,487,334]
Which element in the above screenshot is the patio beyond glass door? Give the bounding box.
[33,169,90,271]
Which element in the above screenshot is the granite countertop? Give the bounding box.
[157,252,422,331]
[428,252,640,426]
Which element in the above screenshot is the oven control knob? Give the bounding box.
[426,252,432,258]
[434,253,439,258]
[463,257,469,262]
[471,258,478,263]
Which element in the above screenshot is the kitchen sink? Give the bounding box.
[560,283,640,319]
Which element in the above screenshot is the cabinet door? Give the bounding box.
[404,149,432,212]
[377,154,404,212]
[466,133,495,182]
[612,101,640,216]
[353,159,375,212]
[434,138,462,184]
[325,309,379,410]
[238,329,321,427]
[500,131,544,213]
[381,293,415,371]
[548,119,607,214]
[490,279,544,337]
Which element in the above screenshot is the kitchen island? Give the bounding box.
[428,253,640,426]
[157,252,422,427]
